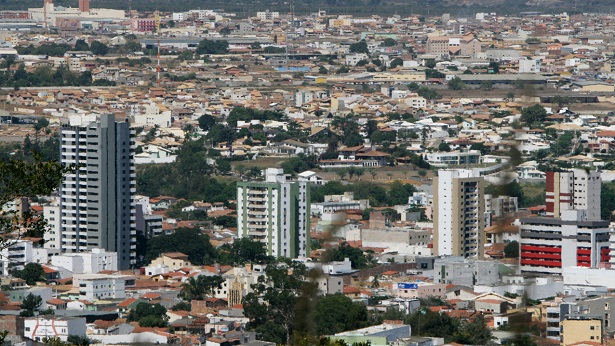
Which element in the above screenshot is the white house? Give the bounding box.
[24,317,86,342]
[345,54,369,66]
[297,170,326,185]
[51,248,118,274]
[73,274,134,300]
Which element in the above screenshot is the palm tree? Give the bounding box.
[179,275,225,301]
[179,277,205,301]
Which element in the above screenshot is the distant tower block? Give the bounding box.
[79,0,90,12]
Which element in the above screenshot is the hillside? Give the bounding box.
[0,0,612,16]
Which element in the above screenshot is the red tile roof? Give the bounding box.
[46,299,66,305]
[117,298,138,308]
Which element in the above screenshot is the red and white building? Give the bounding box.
[519,211,611,275]
[545,169,601,221]
[133,18,156,32]
[24,317,86,342]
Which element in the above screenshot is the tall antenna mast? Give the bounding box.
[128,0,132,33]
[285,0,294,66]
[155,4,161,87]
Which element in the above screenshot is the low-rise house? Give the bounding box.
[24,317,86,342]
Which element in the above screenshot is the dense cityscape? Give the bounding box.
[2,1,615,345]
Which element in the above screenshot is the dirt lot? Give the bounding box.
[235,156,435,186]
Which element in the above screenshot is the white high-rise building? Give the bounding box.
[546,169,601,221]
[433,169,485,258]
[43,204,61,251]
[60,114,136,269]
[237,168,310,258]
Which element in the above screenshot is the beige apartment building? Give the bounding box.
[434,169,485,258]
[426,34,482,57]
[561,316,602,345]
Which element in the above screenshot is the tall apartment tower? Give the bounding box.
[434,169,485,258]
[60,114,136,269]
[237,168,310,258]
[546,169,601,221]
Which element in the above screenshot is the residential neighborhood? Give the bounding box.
[3,2,615,346]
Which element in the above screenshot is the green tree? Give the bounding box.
[381,38,397,47]
[12,263,46,285]
[480,80,493,90]
[387,180,417,205]
[144,228,216,265]
[453,314,493,345]
[127,302,168,327]
[264,46,286,54]
[170,301,191,311]
[550,131,574,156]
[196,39,229,54]
[20,293,42,317]
[349,40,369,54]
[323,242,371,269]
[313,293,369,335]
[425,69,445,79]
[447,76,465,90]
[74,39,89,51]
[66,335,93,346]
[503,333,538,346]
[405,308,459,339]
[177,50,194,61]
[470,142,487,155]
[207,124,236,145]
[488,61,500,73]
[90,41,109,56]
[520,104,547,124]
[318,66,328,74]
[424,59,436,68]
[525,37,540,45]
[215,158,232,175]
[601,182,615,221]
[217,237,273,265]
[243,260,316,344]
[485,181,525,206]
[504,241,519,258]
[125,40,142,53]
[179,275,224,301]
[438,142,451,152]
[390,57,404,69]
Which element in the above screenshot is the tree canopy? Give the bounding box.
[179,275,225,301]
[143,228,216,265]
[520,104,547,125]
[20,293,42,317]
[217,237,274,265]
[127,303,168,327]
[349,40,369,54]
[196,39,229,54]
